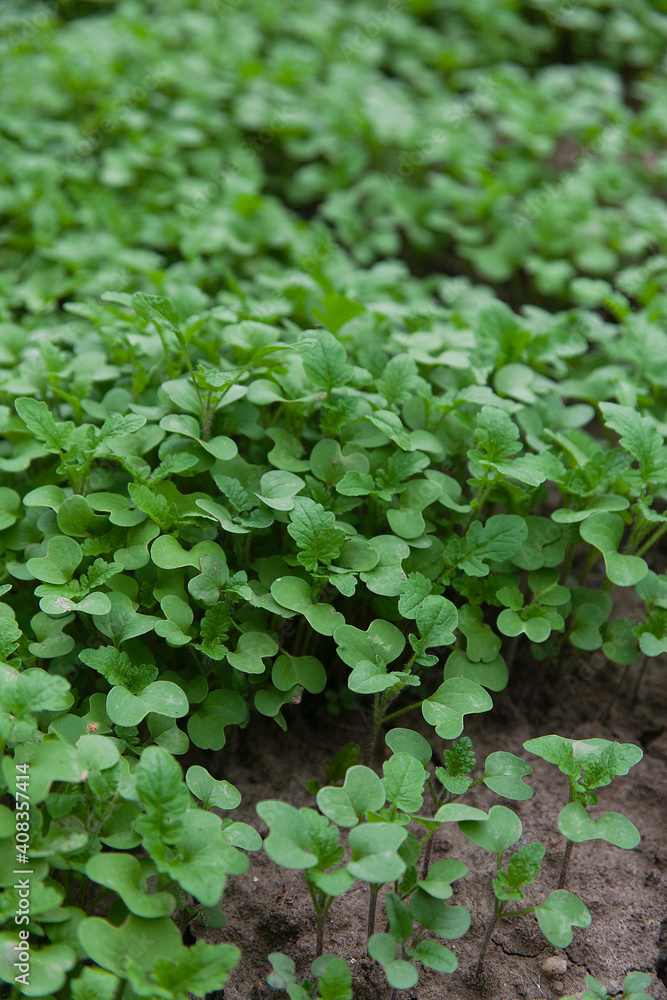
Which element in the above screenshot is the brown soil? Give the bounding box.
[199,648,667,1000]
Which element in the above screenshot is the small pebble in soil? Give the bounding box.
[542,956,568,977]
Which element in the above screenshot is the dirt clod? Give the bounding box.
[542,956,568,977]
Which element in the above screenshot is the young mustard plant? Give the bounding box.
[457,805,591,978]
[562,972,656,1000]
[524,736,643,888]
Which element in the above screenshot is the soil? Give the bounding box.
[197,645,667,1000]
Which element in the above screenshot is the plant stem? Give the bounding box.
[367,884,381,942]
[379,697,427,724]
[363,693,383,765]
[636,521,667,557]
[420,834,435,879]
[579,545,601,587]
[595,657,637,723]
[475,912,498,979]
[316,911,325,958]
[558,838,574,890]
[630,653,650,708]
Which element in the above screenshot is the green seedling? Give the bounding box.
[3,2,667,993]
[524,736,643,887]
[457,805,591,978]
[563,971,656,1000]
[266,952,353,999]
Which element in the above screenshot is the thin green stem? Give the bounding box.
[466,477,494,528]
[579,545,601,587]
[176,332,204,411]
[367,884,381,942]
[636,521,667,557]
[475,905,500,979]
[558,839,574,890]
[380,698,428,725]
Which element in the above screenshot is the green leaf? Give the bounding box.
[0,618,21,661]
[359,535,410,596]
[272,653,326,694]
[134,746,190,845]
[534,890,591,948]
[15,397,74,454]
[494,842,545,901]
[256,800,318,869]
[128,482,173,528]
[443,649,509,692]
[287,498,346,571]
[79,647,156,694]
[422,677,493,739]
[458,804,522,854]
[368,934,418,989]
[472,406,521,463]
[417,859,467,900]
[524,736,643,789]
[271,576,344,636]
[431,803,489,824]
[78,914,181,977]
[159,809,246,905]
[348,659,419,694]
[457,604,502,662]
[409,938,458,973]
[301,330,353,390]
[385,891,413,941]
[408,887,471,938]
[367,410,411,450]
[600,402,665,481]
[385,728,432,766]
[382,753,427,813]
[557,802,641,848]
[552,494,631,523]
[151,940,239,996]
[409,595,458,663]
[483,751,534,800]
[311,953,353,1000]
[446,515,528,577]
[316,765,385,828]
[347,822,407,883]
[27,536,83,584]
[227,631,278,675]
[186,765,242,810]
[255,470,305,511]
[580,512,648,587]
[398,572,433,620]
[70,967,120,1000]
[85,854,174,918]
[0,935,76,998]
[311,293,365,334]
[267,952,297,989]
[334,619,405,668]
[95,592,159,645]
[106,681,188,727]
[187,690,248,750]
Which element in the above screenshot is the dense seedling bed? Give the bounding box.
[0,1,666,998]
